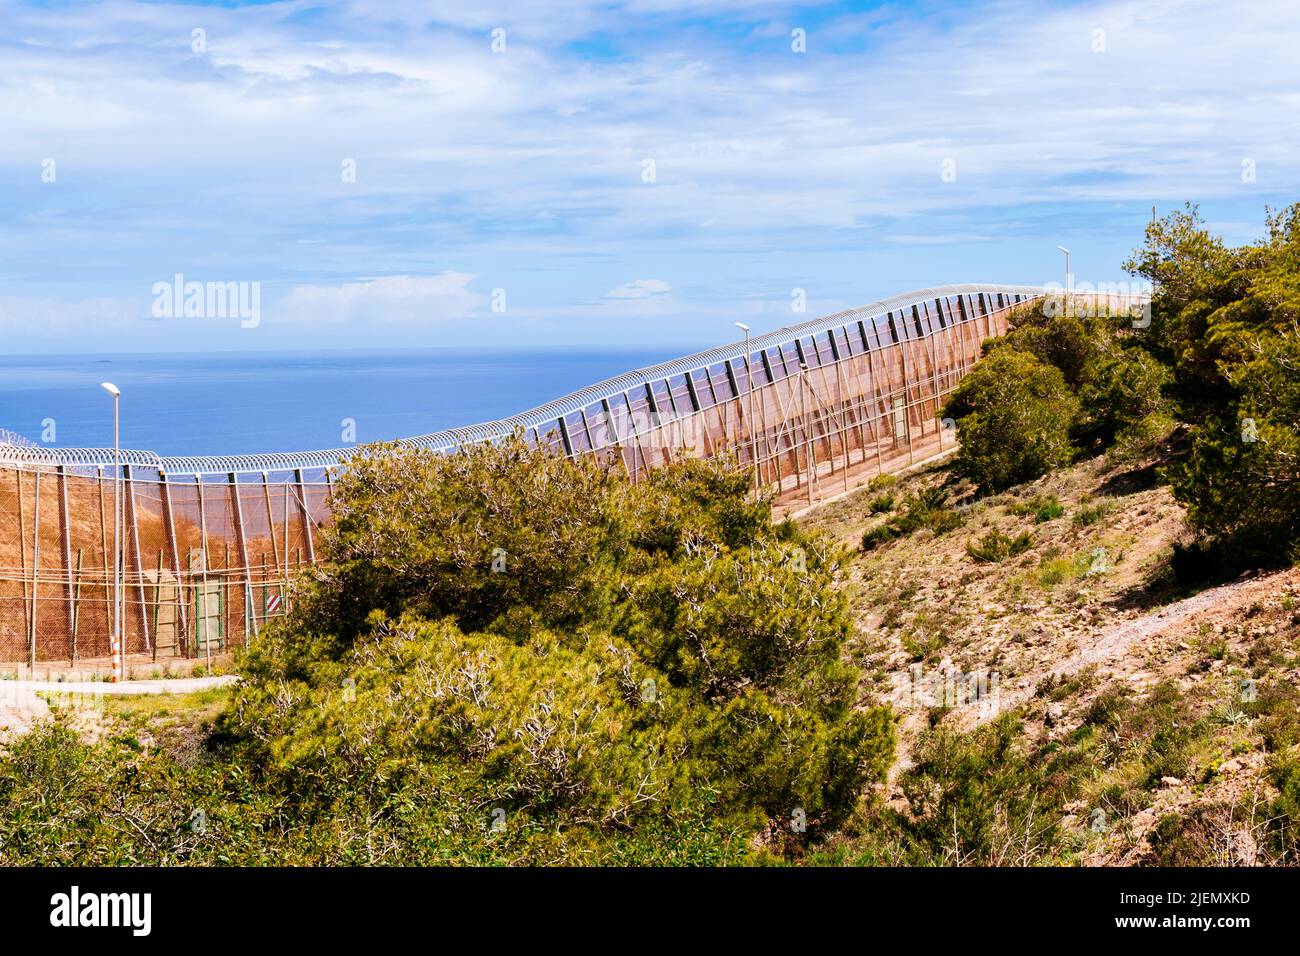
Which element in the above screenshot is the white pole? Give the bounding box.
[114,393,122,682]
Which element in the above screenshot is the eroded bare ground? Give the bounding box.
[799,446,1300,865]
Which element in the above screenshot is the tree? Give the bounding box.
[1076,347,1173,449]
[942,350,1078,492]
[1130,203,1300,560]
[222,438,895,855]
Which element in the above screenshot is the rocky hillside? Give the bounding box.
[800,441,1300,865]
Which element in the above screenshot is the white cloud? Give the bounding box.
[1,0,1298,349]
[275,273,483,325]
[604,279,672,299]
[0,293,140,332]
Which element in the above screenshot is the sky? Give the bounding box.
[1,0,1297,354]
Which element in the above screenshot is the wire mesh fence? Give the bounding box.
[0,287,1145,666]
[0,465,327,666]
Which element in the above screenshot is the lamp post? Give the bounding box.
[1056,245,1071,294]
[100,382,123,682]
[734,322,758,496]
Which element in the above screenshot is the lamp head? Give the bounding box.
[734,322,750,332]
[1056,245,1071,254]
[100,382,120,398]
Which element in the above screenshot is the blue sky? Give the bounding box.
[1,0,1297,353]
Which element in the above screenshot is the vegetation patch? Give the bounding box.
[966,529,1034,563]
[861,486,966,551]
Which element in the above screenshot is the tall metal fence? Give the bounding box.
[0,285,1144,667]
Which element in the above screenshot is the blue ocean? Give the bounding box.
[0,348,681,457]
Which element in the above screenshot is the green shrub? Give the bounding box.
[895,714,1062,865]
[942,350,1078,492]
[966,529,1033,563]
[1268,750,1300,861]
[867,493,895,515]
[1129,203,1300,561]
[862,523,898,551]
[860,486,964,551]
[1010,494,1064,523]
[1072,500,1110,526]
[1,440,897,864]
[225,438,895,852]
[1075,348,1173,449]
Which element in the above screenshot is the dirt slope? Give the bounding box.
[799,447,1300,865]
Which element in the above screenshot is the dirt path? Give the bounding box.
[985,569,1293,721]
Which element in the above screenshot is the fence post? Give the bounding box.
[229,473,256,641]
[58,465,75,652]
[72,547,83,665]
[196,475,210,666]
[153,550,163,662]
[293,468,316,565]
[123,464,151,656]
[97,467,110,654]
[15,469,30,659]
[261,472,280,576]
[29,469,41,674]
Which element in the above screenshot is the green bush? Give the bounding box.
[946,290,1173,486]
[223,438,895,854]
[867,493,895,514]
[1076,348,1173,449]
[942,350,1079,492]
[1009,494,1064,522]
[861,486,965,551]
[1166,335,1300,563]
[1072,500,1110,526]
[895,714,1061,865]
[1268,750,1300,862]
[966,529,1033,563]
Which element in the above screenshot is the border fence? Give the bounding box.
[0,284,1145,667]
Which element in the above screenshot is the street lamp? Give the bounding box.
[1056,245,1071,294]
[734,322,759,496]
[100,382,123,683]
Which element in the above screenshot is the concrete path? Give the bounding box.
[0,674,238,741]
[1,674,238,696]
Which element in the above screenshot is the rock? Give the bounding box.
[1160,776,1183,787]
[1045,703,1065,726]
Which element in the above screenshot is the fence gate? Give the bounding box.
[193,579,223,655]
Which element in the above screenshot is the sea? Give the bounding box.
[0,348,682,457]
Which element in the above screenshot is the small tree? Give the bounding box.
[942,350,1078,492]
